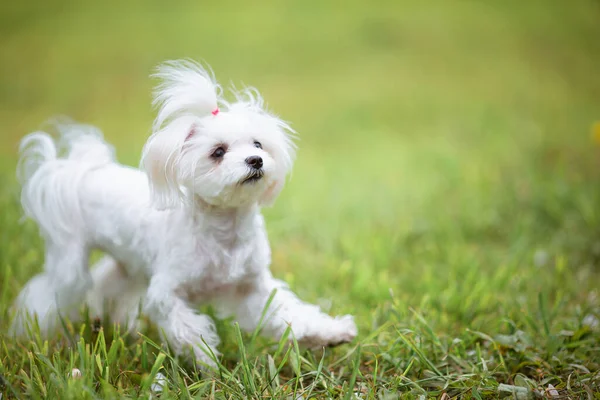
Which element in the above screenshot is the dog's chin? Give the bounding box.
[195,174,269,208]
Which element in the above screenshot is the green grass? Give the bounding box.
[1,0,600,398]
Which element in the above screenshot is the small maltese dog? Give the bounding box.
[11,60,357,368]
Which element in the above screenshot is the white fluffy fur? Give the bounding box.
[11,59,357,369]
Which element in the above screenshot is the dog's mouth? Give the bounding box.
[241,170,264,184]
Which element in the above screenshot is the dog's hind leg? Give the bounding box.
[11,273,59,337]
[87,255,146,333]
[12,240,92,337]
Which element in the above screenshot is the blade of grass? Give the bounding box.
[343,344,361,400]
[395,329,443,377]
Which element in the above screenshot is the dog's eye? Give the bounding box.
[253,141,262,149]
[211,147,226,158]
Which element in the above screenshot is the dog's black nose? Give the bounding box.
[245,156,263,169]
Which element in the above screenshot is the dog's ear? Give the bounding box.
[141,118,196,209]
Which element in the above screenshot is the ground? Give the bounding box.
[1,0,600,398]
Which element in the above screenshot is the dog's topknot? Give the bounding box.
[151,59,221,131]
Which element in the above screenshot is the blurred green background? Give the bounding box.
[2,0,600,323]
[1,0,600,395]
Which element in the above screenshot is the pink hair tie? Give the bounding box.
[211,108,219,116]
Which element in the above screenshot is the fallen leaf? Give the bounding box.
[546,384,559,397]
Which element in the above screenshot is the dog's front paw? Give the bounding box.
[332,314,358,345]
[299,314,358,349]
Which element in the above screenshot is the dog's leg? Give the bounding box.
[11,273,59,337]
[215,274,357,349]
[87,255,145,332]
[144,274,220,370]
[12,241,92,337]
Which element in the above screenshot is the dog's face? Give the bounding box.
[141,61,296,209]
[178,111,294,207]
[142,106,295,209]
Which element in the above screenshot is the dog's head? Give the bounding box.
[141,60,296,209]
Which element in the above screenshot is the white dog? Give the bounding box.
[11,60,357,368]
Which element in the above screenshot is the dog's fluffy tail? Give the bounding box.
[17,122,115,242]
